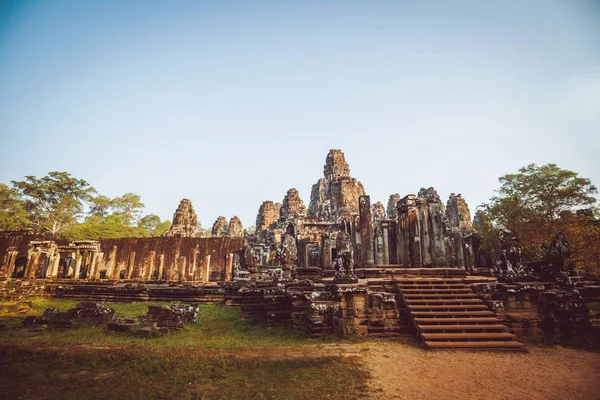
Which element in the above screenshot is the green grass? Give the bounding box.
[0,298,369,399]
[0,298,323,349]
[0,346,370,400]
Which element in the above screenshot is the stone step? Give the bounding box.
[395,278,467,284]
[414,317,501,324]
[405,299,483,305]
[419,324,509,332]
[422,332,516,341]
[400,289,472,294]
[411,311,495,317]
[398,284,469,289]
[424,341,525,350]
[409,304,489,311]
[403,293,478,299]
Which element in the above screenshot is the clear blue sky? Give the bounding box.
[1,0,599,228]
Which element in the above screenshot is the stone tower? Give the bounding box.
[163,198,203,238]
[307,149,366,221]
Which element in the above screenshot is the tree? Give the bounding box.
[0,183,30,230]
[137,214,171,236]
[112,193,144,226]
[66,214,151,240]
[152,220,172,237]
[89,195,114,218]
[482,163,598,265]
[138,214,161,231]
[12,172,96,237]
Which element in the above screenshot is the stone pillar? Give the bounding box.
[179,256,187,281]
[407,197,421,267]
[397,196,416,266]
[374,229,384,264]
[88,252,98,280]
[126,251,136,280]
[50,253,61,278]
[417,200,432,266]
[359,195,374,267]
[191,247,199,281]
[73,252,83,280]
[107,246,118,279]
[203,255,211,283]
[157,254,165,280]
[382,222,390,265]
[25,252,38,279]
[225,253,233,281]
[144,251,156,280]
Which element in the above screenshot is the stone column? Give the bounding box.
[157,254,165,280]
[144,251,156,280]
[73,252,83,280]
[225,253,233,281]
[107,246,118,279]
[179,256,187,281]
[191,247,199,281]
[359,195,374,267]
[125,251,136,280]
[88,252,98,280]
[203,255,211,283]
[397,196,415,266]
[407,197,421,267]
[374,229,384,264]
[50,252,61,278]
[24,252,38,279]
[382,222,390,265]
[417,200,432,266]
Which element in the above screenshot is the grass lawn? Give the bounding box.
[0,298,370,399]
[0,298,318,348]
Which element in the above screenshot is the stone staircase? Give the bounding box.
[398,278,525,351]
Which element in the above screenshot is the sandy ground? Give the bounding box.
[8,341,600,399]
[360,341,600,400]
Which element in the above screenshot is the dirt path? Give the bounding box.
[360,341,600,400]
[8,341,600,399]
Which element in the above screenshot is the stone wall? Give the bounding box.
[0,233,246,283]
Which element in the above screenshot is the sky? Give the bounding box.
[1,0,599,229]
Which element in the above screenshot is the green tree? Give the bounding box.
[482,163,598,261]
[0,183,30,230]
[89,195,114,218]
[112,193,144,226]
[66,214,151,240]
[152,220,172,236]
[138,214,171,236]
[12,172,96,237]
[138,214,161,231]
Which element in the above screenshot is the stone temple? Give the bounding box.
[0,149,595,350]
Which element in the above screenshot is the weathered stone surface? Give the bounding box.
[387,194,401,220]
[372,201,386,222]
[279,188,307,221]
[396,188,449,267]
[277,233,297,279]
[359,195,375,267]
[228,216,244,237]
[163,199,203,238]
[333,231,358,283]
[256,201,281,232]
[211,216,228,237]
[446,193,473,231]
[323,149,351,178]
[308,150,366,220]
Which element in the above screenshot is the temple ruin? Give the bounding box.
[0,149,597,350]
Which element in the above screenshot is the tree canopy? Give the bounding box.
[11,172,96,237]
[2,172,171,240]
[480,163,599,274]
